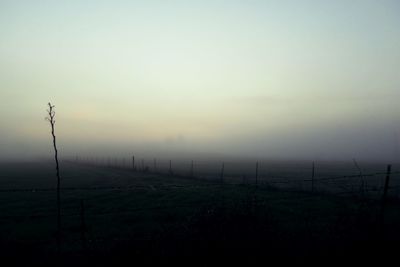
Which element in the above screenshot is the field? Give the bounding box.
[0,160,400,266]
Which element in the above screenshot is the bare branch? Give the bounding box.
[46,102,61,252]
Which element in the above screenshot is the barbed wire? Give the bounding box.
[0,168,399,193]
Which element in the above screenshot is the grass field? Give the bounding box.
[0,161,400,266]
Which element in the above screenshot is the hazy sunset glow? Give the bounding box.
[1,0,399,160]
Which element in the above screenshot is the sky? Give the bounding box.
[0,0,399,162]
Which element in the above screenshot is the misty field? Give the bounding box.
[0,161,400,266]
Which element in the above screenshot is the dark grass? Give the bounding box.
[0,162,399,266]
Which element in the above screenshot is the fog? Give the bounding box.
[1,1,399,163]
[1,115,399,163]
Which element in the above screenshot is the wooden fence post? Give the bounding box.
[132,156,135,171]
[255,162,259,185]
[220,162,225,183]
[311,162,315,193]
[353,158,365,196]
[380,164,392,231]
[169,160,173,175]
[80,199,87,250]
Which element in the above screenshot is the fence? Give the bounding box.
[66,156,400,197]
[0,159,399,261]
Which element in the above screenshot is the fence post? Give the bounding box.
[220,162,225,183]
[311,162,315,193]
[169,160,173,175]
[353,158,365,196]
[80,199,87,250]
[380,164,392,231]
[255,162,259,185]
[132,156,135,171]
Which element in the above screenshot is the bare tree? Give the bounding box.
[46,102,61,251]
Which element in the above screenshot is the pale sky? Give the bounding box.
[0,0,399,161]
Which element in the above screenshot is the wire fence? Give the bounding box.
[0,159,399,258]
[59,157,400,197]
[1,157,399,196]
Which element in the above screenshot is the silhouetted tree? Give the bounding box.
[46,102,61,251]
